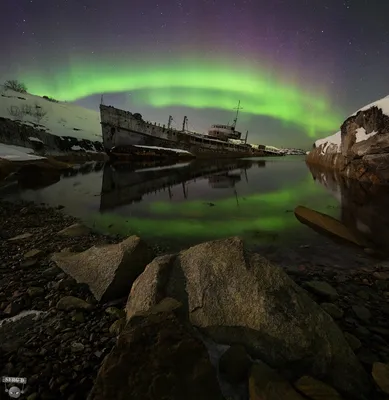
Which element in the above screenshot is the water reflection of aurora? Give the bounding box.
[87,176,339,244]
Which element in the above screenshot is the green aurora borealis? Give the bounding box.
[22,58,342,138]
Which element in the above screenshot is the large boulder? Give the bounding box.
[52,236,154,302]
[126,237,372,399]
[306,96,389,183]
[88,298,225,400]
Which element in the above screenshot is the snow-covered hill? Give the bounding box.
[0,87,102,142]
[314,94,389,153]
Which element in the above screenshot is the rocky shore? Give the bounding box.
[1,199,389,399]
[0,200,166,399]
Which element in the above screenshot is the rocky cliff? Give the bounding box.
[306,96,389,183]
[0,117,104,157]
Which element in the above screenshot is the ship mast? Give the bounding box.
[182,116,188,132]
[232,100,243,129]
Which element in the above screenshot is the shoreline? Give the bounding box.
[0,153,109,191]
[1,199,389,399]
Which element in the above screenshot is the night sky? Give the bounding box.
[2,0,389,148]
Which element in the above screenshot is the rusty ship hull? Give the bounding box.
[100,104,273,159]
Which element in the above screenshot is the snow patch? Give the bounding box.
[315,131,341,154]
[0,143,45,161]
[28,136,43,143]
[351,95,389,117]
[71,145,83,151]
[355,127,377,143]
[133,144,192,155]
[0,310,46,328]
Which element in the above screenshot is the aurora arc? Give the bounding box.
[22,58,342,138]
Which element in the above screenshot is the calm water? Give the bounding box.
[2,156,387,254]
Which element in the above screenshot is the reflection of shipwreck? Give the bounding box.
[208,172,242,189]
[100,159,265,211]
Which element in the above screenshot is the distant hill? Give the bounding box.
[279,148,307,155]
[264,145,307,155]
